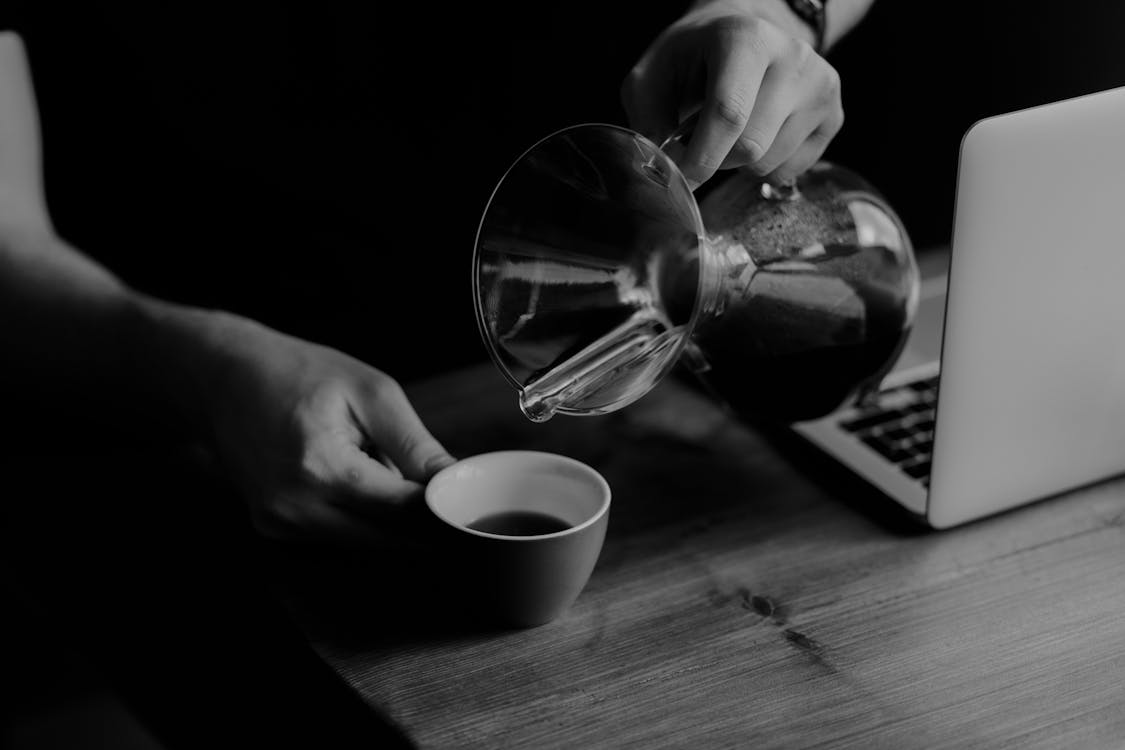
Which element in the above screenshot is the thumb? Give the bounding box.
[359,382,457,483]
[403,436,457,482]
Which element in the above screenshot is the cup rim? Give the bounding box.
[424,450,611,541]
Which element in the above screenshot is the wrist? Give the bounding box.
[691,0,819,49]
[123,294,243,436]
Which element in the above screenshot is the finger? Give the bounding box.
[746,67,843,176]
[320,462,439,554]
[292,434,428,537]
[356,378,456,483]
[741,108,818,176]
[326,438,423,510]
[314,435,448,552]
[766,111,842,184]
[621,54,680,144]
[366,446,403,478]
[717,63,802,173]
[679,21,770,187]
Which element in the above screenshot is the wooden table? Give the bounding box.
[275,362,1125,749]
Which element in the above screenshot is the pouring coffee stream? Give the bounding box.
[474,120,919,424]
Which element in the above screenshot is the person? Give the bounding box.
[1,2,875,747]
[623,0,871,188]
[0,0,874,551]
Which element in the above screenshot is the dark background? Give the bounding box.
[11,1,1125,384]
[3,3,1125,748]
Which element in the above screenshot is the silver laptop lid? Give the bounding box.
[929,85,1125,528]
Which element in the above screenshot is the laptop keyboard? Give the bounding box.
[838,375,939,486]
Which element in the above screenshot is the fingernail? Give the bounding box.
[425,454,457,476]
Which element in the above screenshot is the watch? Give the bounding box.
[782,0,828,53]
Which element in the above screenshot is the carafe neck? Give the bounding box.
[696,235,757,326]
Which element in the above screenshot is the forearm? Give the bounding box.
[0,31,225,436]
[0,224,228,435]
[0,224,128,375]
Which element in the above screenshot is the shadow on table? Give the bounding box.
[749,415,933,538]
[1,443,416,750]
[274,380,935,657]
[265,541,525,652]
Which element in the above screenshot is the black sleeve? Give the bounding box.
[0,0,29,32]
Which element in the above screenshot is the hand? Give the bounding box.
[195,314,456,548]
[622,0,844,188]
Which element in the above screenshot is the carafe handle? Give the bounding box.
[657,111,800,199]
[657,111,701,153]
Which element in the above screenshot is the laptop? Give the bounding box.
[792,84,1125,529]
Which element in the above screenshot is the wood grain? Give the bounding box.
[275,362,1125,749]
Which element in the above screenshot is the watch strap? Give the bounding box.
[783,0,827,53]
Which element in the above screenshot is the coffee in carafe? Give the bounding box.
[474,124,918,424]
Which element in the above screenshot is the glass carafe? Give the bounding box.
[473,123,919,424]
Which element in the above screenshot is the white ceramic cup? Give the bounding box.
[425,450,611,627]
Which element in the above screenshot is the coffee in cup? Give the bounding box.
[425,450,611,627]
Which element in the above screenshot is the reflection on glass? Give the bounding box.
[474,125,918,424]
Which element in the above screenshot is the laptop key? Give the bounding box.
[909,377,939,393]
[902,458,932,479]
[911,417,936,433]
[840,409,908,433]
[861,434,914,463]
[910,432,934,453]
[884,425,916,442]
